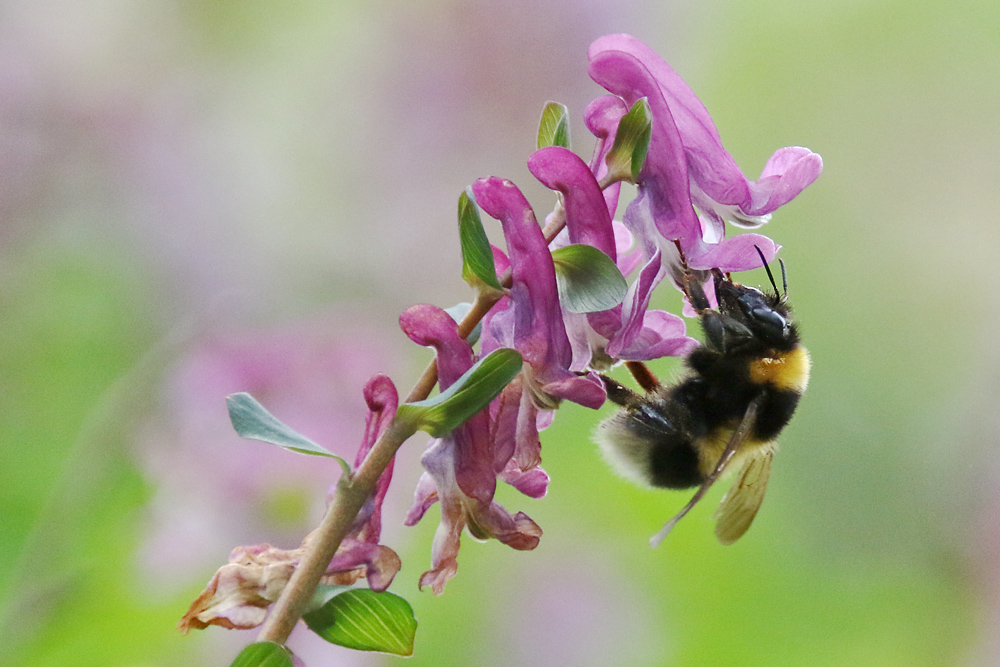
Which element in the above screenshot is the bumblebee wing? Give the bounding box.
[713,446,773,545]
[648,395,762,547]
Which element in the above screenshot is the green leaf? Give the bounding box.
[395,348,522,437]
[537,101,571,149]
[306,584,352,614]
[605,97,652,183]
[227,393,350,474]
[230,642,294,667]
[304,589,418,657]
[458,188,504,292]
[551,244,628,314]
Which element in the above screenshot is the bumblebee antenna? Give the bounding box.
[779,258,788,300]
[754,245,782,298]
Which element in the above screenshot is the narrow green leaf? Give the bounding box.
[395,348,522,437]
[551,244,628,314]
[605,97,652,183]
[458,188,504,292]
[227,393,349,474]
[537,101,571,149]
[230,642,294,667]
[304,589,418,657]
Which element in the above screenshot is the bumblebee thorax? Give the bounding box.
[747,346,811,393]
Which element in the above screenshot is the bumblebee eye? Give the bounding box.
[750,307,789,337]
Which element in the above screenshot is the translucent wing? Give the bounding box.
[713,446,774,545]
[648,395,762,547]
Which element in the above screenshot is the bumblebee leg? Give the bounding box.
[599,375,641,407]
[625,361,660,393]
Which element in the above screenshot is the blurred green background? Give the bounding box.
[2,0,998,665]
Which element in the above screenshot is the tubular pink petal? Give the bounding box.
[529,146,617,259]
[589,36,701,254]
[399,303,475,386]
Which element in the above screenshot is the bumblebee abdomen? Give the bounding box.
[747,345,809,440]
[648,436,702,488]
[596,392,704,490]
[754,389,801,441]
[596,346,809,495]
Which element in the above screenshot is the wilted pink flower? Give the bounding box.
[587,33,822,277]
[179,374,403,632]
[324,373,402,591]
[400,303,543,594]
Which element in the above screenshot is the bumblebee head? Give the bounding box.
[699,249,799,354]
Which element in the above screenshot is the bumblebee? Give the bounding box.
[596,249,810,545]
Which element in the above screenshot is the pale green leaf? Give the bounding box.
[551,244,628,313]
[227,393,350,474]
[537,101,571,149]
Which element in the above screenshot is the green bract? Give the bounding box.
[537,101,571,149]
[303,589,417,656]
[605,97,652,183]
[395,348,522,438]
[458,188,503,292]
[551,244,628,314]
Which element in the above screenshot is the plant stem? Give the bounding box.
[255,420,412,644]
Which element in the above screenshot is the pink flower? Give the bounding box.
[528,146,698,366]
[473,175,606,473]
[588,34,822,276]
[400,304,542,594]
[473,176,606,406]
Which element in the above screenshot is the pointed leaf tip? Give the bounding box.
[605,97,652,183]
[227,393,349,473]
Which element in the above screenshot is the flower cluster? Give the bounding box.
[181,33,821,655]
[399,33,820,593]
